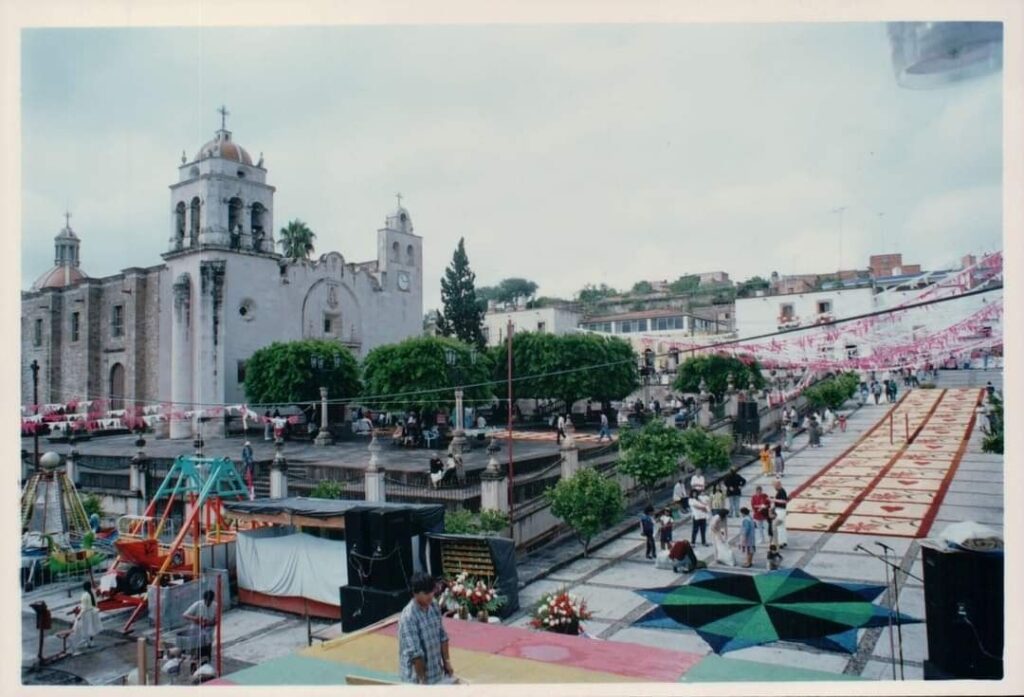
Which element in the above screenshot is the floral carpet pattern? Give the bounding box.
[788,388,982,538]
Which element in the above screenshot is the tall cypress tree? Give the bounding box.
[437,237,486,349]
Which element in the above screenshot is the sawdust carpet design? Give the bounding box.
[788,387,982,537]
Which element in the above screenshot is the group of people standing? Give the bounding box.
[647,466,788,570]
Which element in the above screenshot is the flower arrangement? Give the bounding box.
[529,589,592,635]
[439,571,504,619]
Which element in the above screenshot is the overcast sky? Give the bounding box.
[21,23,1002,309]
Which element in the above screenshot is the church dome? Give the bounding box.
[32,214,88,291]
[33,265,88,291]
[194,130,253,165]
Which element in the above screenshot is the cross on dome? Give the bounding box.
[218,105,230,131]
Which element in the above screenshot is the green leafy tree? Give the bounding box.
[525,296,571,309]
[630,280,654,295]
[436,238,486,348]
[442,509,510,536]
[673,353,765,399]
[981,393,1003,454]
[546,467,624,556]
[680,428,733,472]
[362,336,494,413]
[669,274,701,294]
[618,420,688,503]
[497,278,539,307]
[576,283,618,304]
[310,480,344,499]
[244,339,361,406]
[736,275,771,298]
[803,372,859,411]
[491,333,636,412]
[278,219,317,261]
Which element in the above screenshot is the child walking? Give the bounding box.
[739,508,756,568]
[657,508,674,551]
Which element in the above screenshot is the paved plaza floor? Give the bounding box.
[504,372,1005,682]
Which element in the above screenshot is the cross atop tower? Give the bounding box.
[218,105,230,131]
[64,210,72,229]
[395,192,403,207]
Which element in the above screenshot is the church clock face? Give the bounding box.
[397,271,410,291]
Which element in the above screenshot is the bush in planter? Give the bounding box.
[680,427,733,472]
[443,509,510,535]
[546,467,624,557]
[309,480,344,499]
[617,419,687,503]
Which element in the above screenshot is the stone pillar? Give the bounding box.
[450,388,466,455]
[196,262,227,439]
[560,436,581,480]
[480,439,509,513]
[725,373,738,419]
[169,275,193,439]
[364,432,385,503]
[314,386,334,447]
[269,438,288,499]
[65,447,79,486]
[698,378,712,428]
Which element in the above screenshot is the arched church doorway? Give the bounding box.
[109,363,125,411]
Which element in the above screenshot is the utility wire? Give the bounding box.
[24,285,1002,412]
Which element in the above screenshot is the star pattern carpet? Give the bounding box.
[633,568,919,655]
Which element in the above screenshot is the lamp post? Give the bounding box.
[444,346,478,457]
[30,359,40,472]
[310,354,340,447]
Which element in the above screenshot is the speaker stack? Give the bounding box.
[921,544,1003,679]
[341,507,416,633]
[736,401,760,436]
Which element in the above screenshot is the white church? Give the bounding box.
[21,113,424,438]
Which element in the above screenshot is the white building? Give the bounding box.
[22,115,424,437]
[482,306,582,346]
[734,286,876,339]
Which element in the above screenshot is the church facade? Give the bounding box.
[21,118,424,438]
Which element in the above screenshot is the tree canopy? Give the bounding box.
[802,372,859,411]
[278,219,317,261]
[491,332,637,410]
[736,275,771,298]
[436,238,487,349]
[546,467,624,556]
[668,274,701,294]
[680,428,733,472]
[243,339,361,406]
[575,283,618,305]
[361,336,494,413]
[673,353,765,399]
[631,280,654,294]
[618,419,688,503]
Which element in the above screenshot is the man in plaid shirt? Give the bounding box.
[398,572,455,684]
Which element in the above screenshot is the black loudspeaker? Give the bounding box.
[922,545,1003,680]
[367,509,414,592]
[735,402,760,436]
[345,509,371,587]
[340,585,409,633]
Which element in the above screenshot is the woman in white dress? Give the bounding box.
[709,511,735,566]
[69,581,102,652]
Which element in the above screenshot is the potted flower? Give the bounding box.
[439,571,505,622]
[529,589,592,636]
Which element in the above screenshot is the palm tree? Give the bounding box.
[278,219,317,261]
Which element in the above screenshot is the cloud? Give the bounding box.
[20,24,1002,310]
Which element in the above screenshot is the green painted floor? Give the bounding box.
[679,654,863,682]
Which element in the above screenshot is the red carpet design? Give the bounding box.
[787,388,982,538]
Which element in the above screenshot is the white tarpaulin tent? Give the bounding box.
[236,526,346,607]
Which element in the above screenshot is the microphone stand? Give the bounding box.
[855,544,923,680]
[877,542,906,680]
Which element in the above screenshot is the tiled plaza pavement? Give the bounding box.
[506,371,1004,682]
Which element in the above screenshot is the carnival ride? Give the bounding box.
[98,455,249,633]
[21,454,106,588]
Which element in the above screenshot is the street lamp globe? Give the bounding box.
[39,451,61,469]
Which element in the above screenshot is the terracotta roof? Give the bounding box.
[32,265,88,291]
[195,132,253,165]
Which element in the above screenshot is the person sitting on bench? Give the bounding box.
[392,423,406,446]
